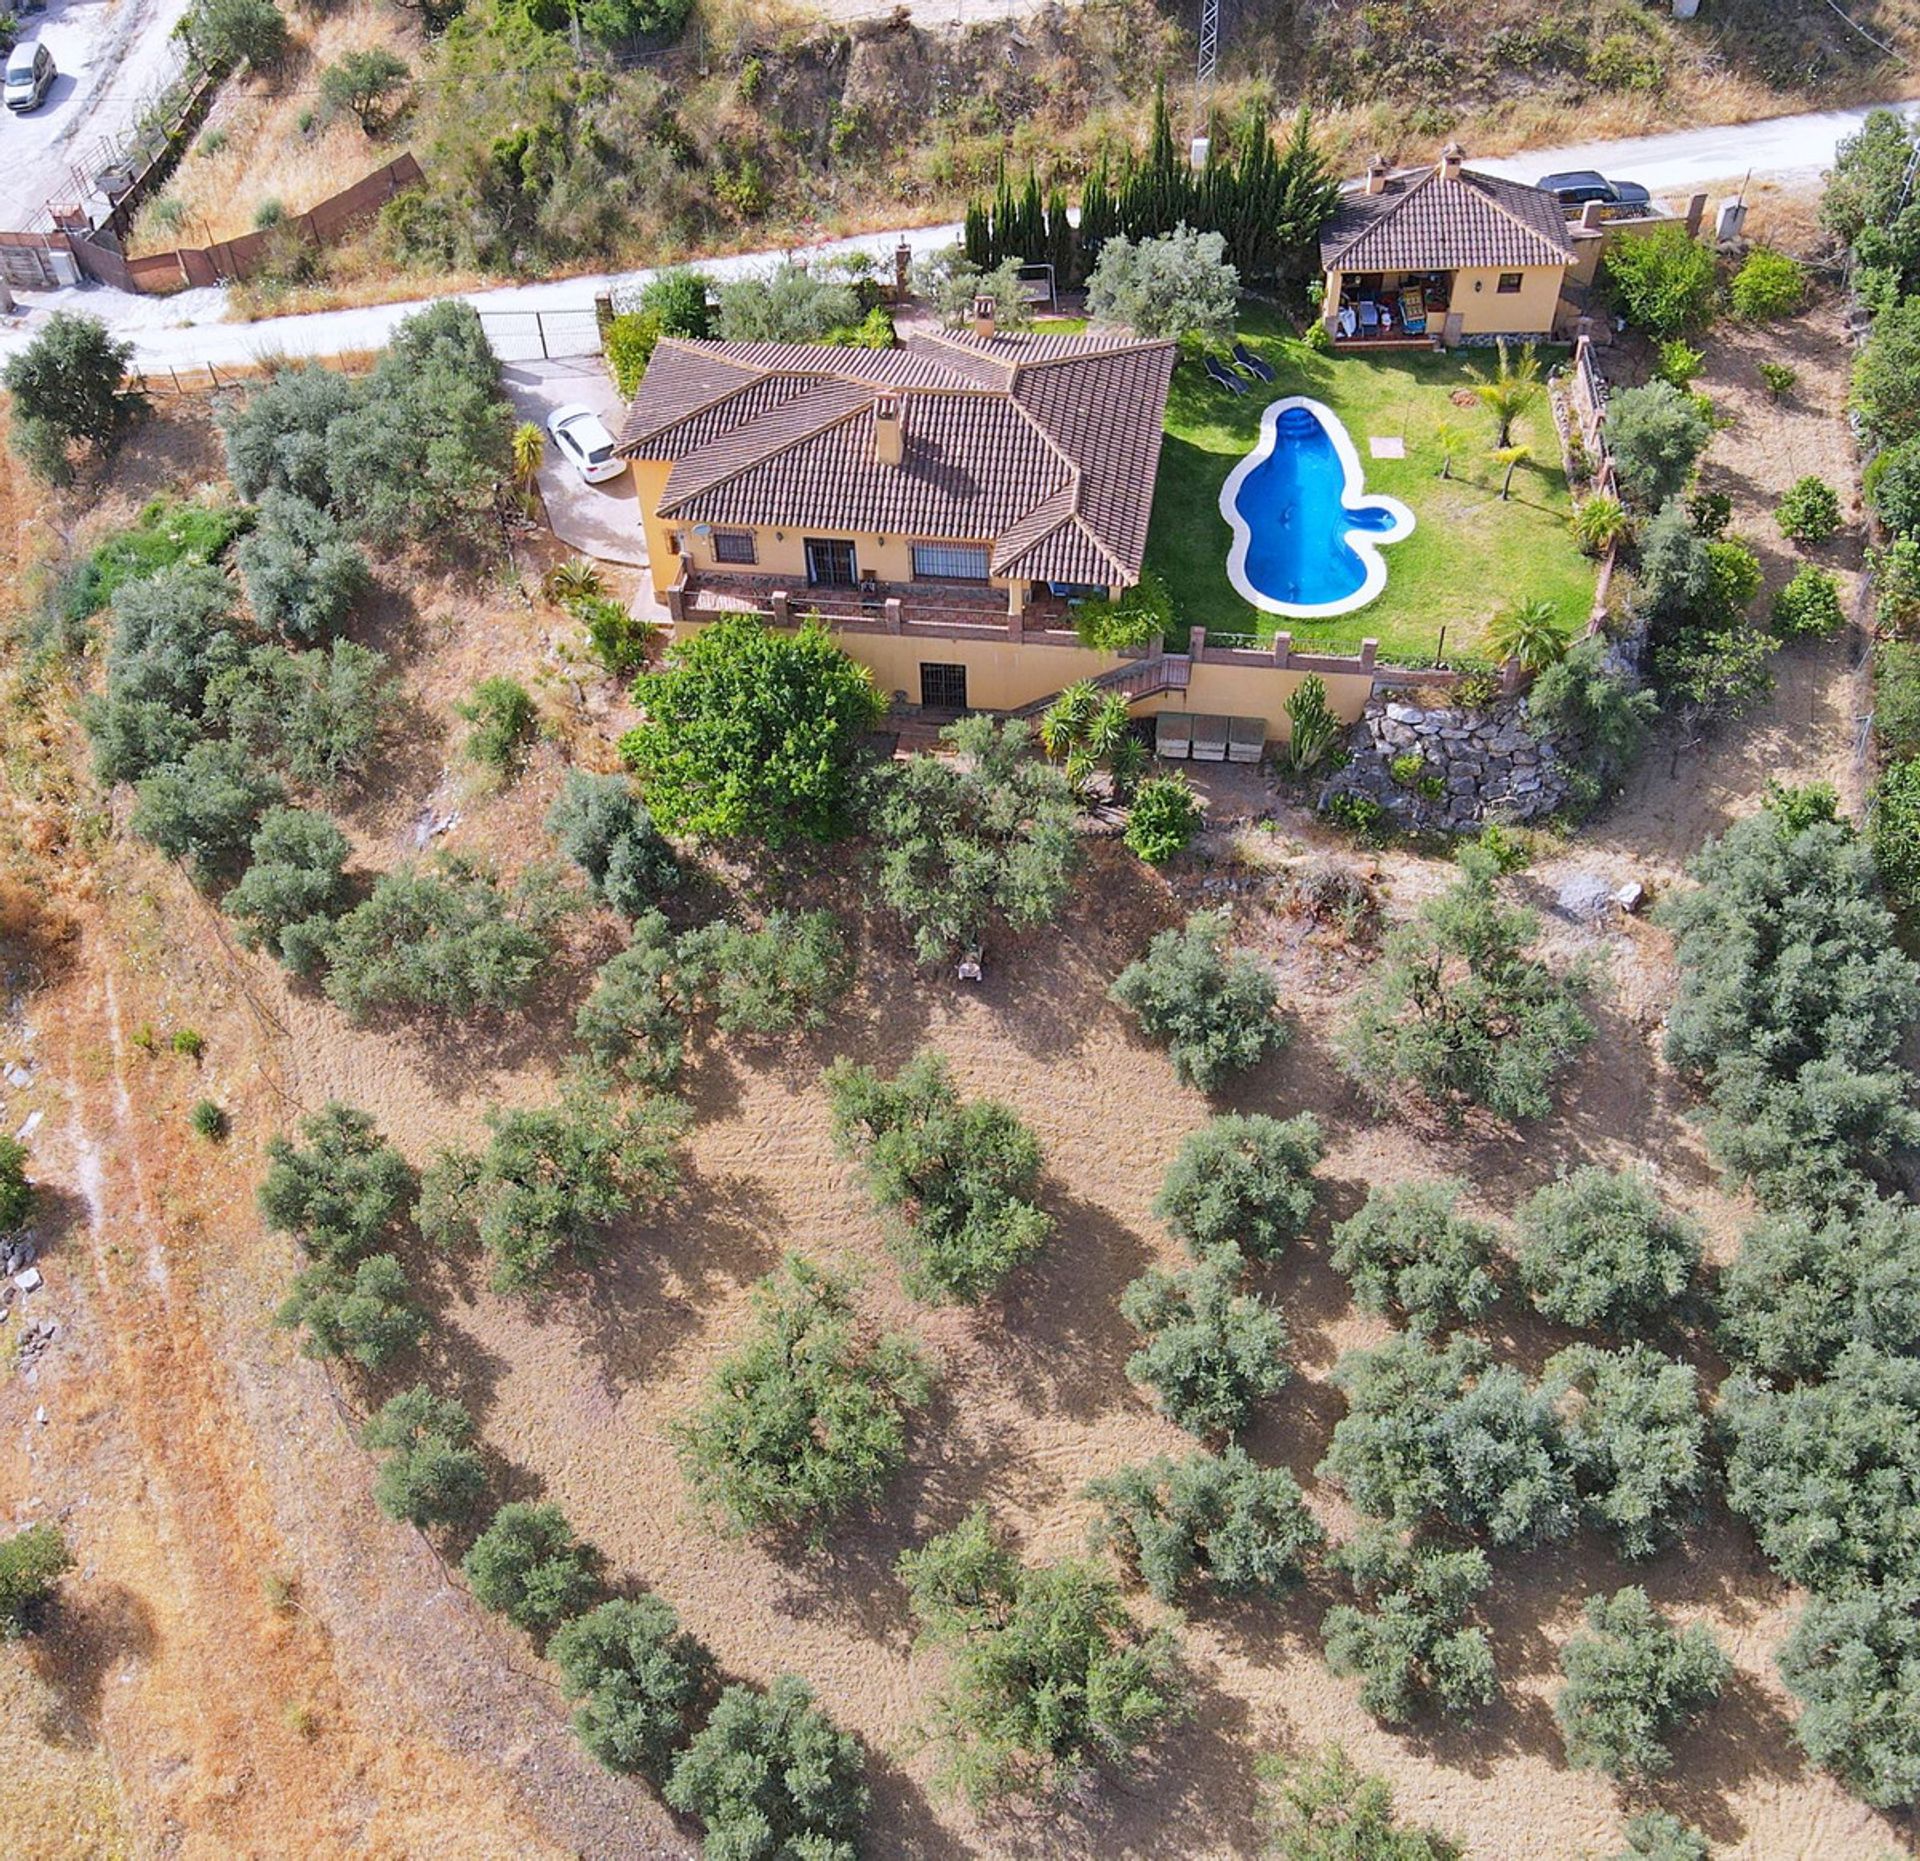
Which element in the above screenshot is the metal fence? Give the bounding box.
[476,308,604,362]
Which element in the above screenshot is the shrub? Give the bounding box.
[1554,1588,1729,1780]
[1515,1166,1699,1333]
[419,1086,683,1295]
[1572,494,1631,556]
[1109,908,1284,1092]
[1653,338,1704,391]
[1337,846,1593,1124]
[0,1523,73,1636]
[1071,568,1172,651]
[1872,754,1920,920]
[180,0,289,69]
[1120,1250,1291,1438]
[545,769,677,915]
[1087,1446,1323,1604]
[897,1506,1185,1802]
[675,911,851,1037]
[714,267,863,343]
[1328,1178,1500,1335]
[664,1675,868,1860]
[1730,248,1808,319]
[0,1135,32,1235]
[1153,1112,1322,1262]
[621,615,882,845]
[2,311,143,482]
[235,491,370,641]
[1778,474,1843,544]
[1545,1342,1706,1560]
[1659,804,1920,1204]
[1526,638,1657,804]
[360,1385,487,1528]
[275,1253,427,1369]
[638,266,713,337]
[576,595,659,679]
[868,714,1080,963]
[550,1596,714,1782]
[675,1255,931,1539]
[1852,295,1920,448]
[1613,1814,1708,1861]
[1602,224,1718,336]
[319,46,411,132]
[212,639,393,794]
[458,676,537,778]
[131,741,285,883]
[322,857,559,1021]
[1320,1333,1576,1547]
[1773,564,1846,639]
[825,1051,1051,1303]
[1604,380,1712,509]
[1721,1194,1920,1378]
[574,917,685,1085]
[1878,634,1920,757]
[259,1102,414,1264]
[1257,1745,1463,1861]
[218,363,359,505]
[189,1098,229,1141]
[1321,1525,1496,1724]
[462,1502,601,1636]
[1867,436,1920,535]
[221,806,349,966]
[1778,1583,1920,1807]
[62,496,247,623]
[1126,772,1201,863]
[1759,360,1799,400]
[1722,1346,1920,1594]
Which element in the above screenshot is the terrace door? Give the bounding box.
[805,539,858,587]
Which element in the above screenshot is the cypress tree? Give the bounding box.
[992,163,1017,268]
[1079,151,1117,277]
[1046,185,1074,292]
[1017,166,1046,263]
[964,197,992,270]
[1271,104,1342,290]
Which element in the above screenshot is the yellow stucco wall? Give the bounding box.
[1133,662,1376,742]
[1323,263,1565,338]
[634,460,678,598]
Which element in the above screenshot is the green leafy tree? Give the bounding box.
[1719,1194,1920,1378]
[419,1085,684,1294]
[1866,436,1920,535]
[550,1596,714,1781]
[1321,1525,1496,1724]
[621,615,883,845]
[221,806,349,967]
[1778,1583,1920,1808]
[674,1255,931,1539]
[910,250,1036,330]
[1554,1588,1729,1781]
[319,47,411,132]
[180,0,290,68]
[1320,1333,1576,1548]
[1337,846,1594,1124]
[1773,563,1846,639]
[130,741,285,883]
[1154,1112,1322,1262]
[235,491,370,641]
[1087,1446,1324,1605]
[360,1385,487,1529]
[664,1675,868,1861]
[545,770,678,916]
[1604,380,1713,509]
[1545,1343,1706,1560]
[1778,475,1843,544]
[1722,1346,1920,1595]
[275,1252,427,1369]
[258,1102,414,1264]
[868,714,1080,964]
[1085,224,1239,341]
[0,1522,73,1637]
[1126,773,1202,864]
[1121,1249,1290,1438]
[825,1051,1050,1302]
[462,1501,601,1636]
[2,311,143,483]
[604,312,660,397]
[1602,223,1719,337]
[1110,908,1285,1092]
[1515,1166,1700,1333]
[1257,1744,1463,1861]
[1328,1179,1500,1335]
[897,1506,1186,1802]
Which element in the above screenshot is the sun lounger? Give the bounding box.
[1204,354,1248,394]
[1155,712,1192,760]
[1397,290,1428,335]
[1233,342,1276,381]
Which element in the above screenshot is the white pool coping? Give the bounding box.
[1219,394,1417,619]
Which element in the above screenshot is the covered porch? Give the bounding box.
[1323,267,1453,345]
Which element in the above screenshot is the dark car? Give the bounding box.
[1536,169,1653,212]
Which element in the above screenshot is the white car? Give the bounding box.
[546,404,626,485]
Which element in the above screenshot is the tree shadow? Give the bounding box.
[26,1580,157,1748]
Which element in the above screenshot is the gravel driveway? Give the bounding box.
[502,357,646,568]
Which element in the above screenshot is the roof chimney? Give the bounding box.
[972,294,997,340]
[1365,155,1391,196]
[874,394,903,467]
[1439,141,1466,182]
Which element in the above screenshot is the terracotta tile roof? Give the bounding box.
[1320,164,1575,274]
[622,328,1177,586]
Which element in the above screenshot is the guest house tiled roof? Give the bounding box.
[1320,163,1575,274]
[618,321,1177,588]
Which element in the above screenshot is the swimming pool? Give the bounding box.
[1219,396,1416,619]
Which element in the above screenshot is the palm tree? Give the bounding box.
[1487,598,1572,673]
[1493,443,1532,501]
[1432,418,1467,481]
[1039,681,1100,759]
[1084,694,1133,761]
[1464,339,1542,448]
[512,420,545,489]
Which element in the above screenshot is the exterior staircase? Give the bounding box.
[1007,652,1193,720]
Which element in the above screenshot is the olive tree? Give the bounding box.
[360,1385,487,1529]
[1328,1179,1500,1335]
[1153,1112,1322,1261]
[275,1253,426,1369]
[1554,1588,1729,1781]
[550,1596,714,1781]
[235,490,370,641]
[1258,1745,1463,1861]
[462,1501,602,1636]
[1120,1249,1290,1438]
[545,769,678,916]
[1778,1583,1920,1808]
[0,1522,73,1636]
[1110,909,1285,1091]
[1516,1166,1700,1333]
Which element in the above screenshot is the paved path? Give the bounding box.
[501,358,645,567]
[2,94,1915,369]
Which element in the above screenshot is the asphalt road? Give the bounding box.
[4,92,1916,367]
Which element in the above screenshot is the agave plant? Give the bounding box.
[1571,495,1631,557]
[543,557,605,606]
[1487,597,1572,672]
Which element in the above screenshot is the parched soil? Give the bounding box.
[0,297,1905,1859]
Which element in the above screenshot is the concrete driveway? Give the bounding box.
[502,357,646,568]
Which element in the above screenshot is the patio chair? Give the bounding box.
[1204,354,1248,395]
[1356,299,1381,335]
[1232,341,1276,381]
[1397,290,1427,335]
[1336,303,1358,339]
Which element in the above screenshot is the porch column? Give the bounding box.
[1006,579,1028,617]
[1322,269,1342,334]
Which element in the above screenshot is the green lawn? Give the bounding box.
[1145,309,1596,665]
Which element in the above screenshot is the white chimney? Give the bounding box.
[1439,142,1466,182]
[874,395,903,467]
[1365,156,1391,197]
[972,294,997,340]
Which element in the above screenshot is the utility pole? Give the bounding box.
[1191,0,1221,168]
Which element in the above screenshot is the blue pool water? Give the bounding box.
[1219,398,1415,619]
